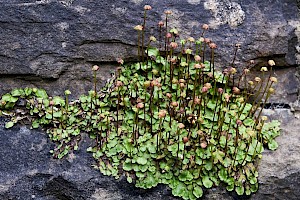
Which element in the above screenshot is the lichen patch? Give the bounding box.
[204,0,245,28]
[187,0,201,5]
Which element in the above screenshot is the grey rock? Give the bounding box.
[252,109,300,200]
[0,0,299,104]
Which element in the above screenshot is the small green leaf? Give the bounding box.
[127,176,133,183]
[193,186,203,198]
[35,89,48,99]
[178,171,193,182]
[32,120,40,129]
[123,163,132,171]
[137,157,147,165]
[218,168,228,181]
[11,89,24,97]
[146,47,159,57]
[235,186,244,195]
[202,176,213,188]
[5,121,14,129]
[226,184,234,191]
[268,139,278,150]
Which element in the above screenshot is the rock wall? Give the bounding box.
[0,0,299,104]
[0,0,300,200]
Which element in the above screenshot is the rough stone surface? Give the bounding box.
[0,1,300,199]
[0,109,299,200]
[0,0,299,103]
[251,109,300,200]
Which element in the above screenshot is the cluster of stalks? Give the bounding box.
[92,5,278,172]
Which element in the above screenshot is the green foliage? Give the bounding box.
[0,6,282,200]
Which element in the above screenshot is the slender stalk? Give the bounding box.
[251,120,265,160]
[142,10,147,63]
[177,130,180,159]
[150,86,154,135]
[164,14,169,53]
[231,121,242,169]
[157,118,163,152]
[251,78,272,118]
[231,45,239,67]
[117,88,120,134]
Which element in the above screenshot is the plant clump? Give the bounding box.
[0,6,281,200]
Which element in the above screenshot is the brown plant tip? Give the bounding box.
[179,79,186,83]
[197,130,203,136]
[178,123,185,129]
[134,25,143,31]
[243,68,250,74]
[270,77,278,83]
[183,136,189,144]
[158,110,167,118]
[261,116,268,121]
[150,36,157,42]
[204,83,212,89]
[194,55,201,62]
[260,67,268,72]
[170,42,178,49]
[187,37,195,43]
[170,57,177,64]
[268,60,276,66]
[158,21,164,26]
[224,93,231,102]
[144,80,151,88]
[116,81,123,87]
[117,58,124,65]
[172,79,178,84]
[218,88,223,94]
[49,100,54,106]
[200,142,207,149]
[209,43,217,49]
[201,86,208,93]
[232,87,240,94]
[254,77,261,83]
[194,97,201,105]
[92,65,99,71]
[230,67,237,74]
[194,64,201,69]
[185,48,192,54]
[164,10,172,15]
[171,101,179,107]
[250,60,255,64]
[136,103,144,109]
[204,38,211,44]
[144,5,152,10]
[151,79,161,87]
[236,119,243,126]
[268,87,275,94]
[166,93,172,99]
[202,24,209,30]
